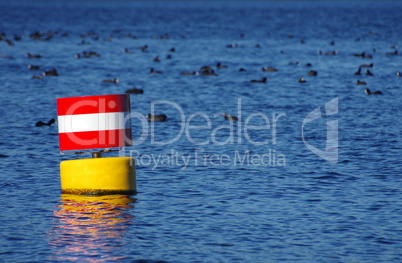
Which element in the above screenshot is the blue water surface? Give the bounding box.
[1,0,402,262]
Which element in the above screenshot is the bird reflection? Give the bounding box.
[49,194,136,262]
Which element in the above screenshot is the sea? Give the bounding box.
[1,0,402,262]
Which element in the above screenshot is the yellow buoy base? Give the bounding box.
[60,157,136,195]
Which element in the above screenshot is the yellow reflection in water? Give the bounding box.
[49,194,136,262]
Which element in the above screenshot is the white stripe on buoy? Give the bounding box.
[58,112,130,133]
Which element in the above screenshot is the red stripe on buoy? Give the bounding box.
[57,94,132,151]
[57,94,130,116]
[58,129,132,151]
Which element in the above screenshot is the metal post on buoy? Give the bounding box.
[92,152,102,158]
[56,94,136,196]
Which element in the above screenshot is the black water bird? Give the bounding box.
[357,80,367,85]
[26,53,41,58]
[181,71,199,75]
[36,118,56,127]
[362,53,373,59]
[250,77,268,83]
[27,64,40,70]
[86,51,100,57]
[42,69,59,76]
[216,62,228,69]
[5,39,14,46]
[226,43,239,48]
[224,113,238,121]
[307,70,317,76]
[353,52,372,59]
[150,68,162,74]
[289,61,301,66]
[137,45,148,52]
[123,48,134,54]
[324,50,338,56]
[125,88,144,94]
[262,67,278,72]
[298,77,306,83]
[354,68,362,75]
[385,50,398,56]
[102,78,119,83]
[366,70,374,76]
[75,51,100,58]
[147,113,167,122]
[365,88,383,95]
[201,69,218,76]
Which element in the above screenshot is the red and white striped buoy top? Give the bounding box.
[57,94,132,151]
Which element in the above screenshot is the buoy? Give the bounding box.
[60,157,136,195]
[57,94,136,195]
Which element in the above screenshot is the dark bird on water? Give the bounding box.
[216,62,228,69]
[103,78,119,83]
[250,77,268,83]
[123,48,134,54]
[27,64,40,70]
[353,52,372,59]
[36,118,56,127]
[5,39,14,46]
[262,67,278,72]
[366,70,374,76]
[42,69,59,76]
[125,88,144,94]
[224,113,238,121]
[307,70,317,76]
[201,69,218,76]
[385,50,398,56]
[181,71,199,75]
[147,113,167,122]
[26,53,41,58]
[137,45,148,52]
[365,88,383,95]
[150,68,163,74]
[354,68,361,75]
[298,77,306,83]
